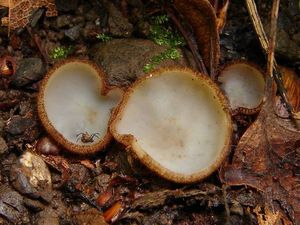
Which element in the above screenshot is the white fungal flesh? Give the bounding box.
[115,71,229,175]
[219,64,265,110]
[44,62,122,145]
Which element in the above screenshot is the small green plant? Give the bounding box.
[143,14,185,73]
[50,46,72,59]
[96,33,112,42]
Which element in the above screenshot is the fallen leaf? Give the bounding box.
[209,0,229,32]
[80,159,95,169]
[0,0,8,7]
[253,205,280,225]
[174,0,220,76]
[274,67,300,119]
[253,205,294,225]
[280,67,300,112]
[0,0,57,34]
[221,77,300,223]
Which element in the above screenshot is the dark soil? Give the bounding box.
[0,0,299,225]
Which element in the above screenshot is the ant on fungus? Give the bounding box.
[76,132,100,143]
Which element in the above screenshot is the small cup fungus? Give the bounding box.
[218,62,265,115]
[37,59,123,154]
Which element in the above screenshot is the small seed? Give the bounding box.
[36,136,60,155]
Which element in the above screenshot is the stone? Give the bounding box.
[11,58,45,87]
[91,39,196,87]
[10,151,53,202]
[0,117,5,133]
[76,4,90,16]
[56,15,72,29]
[71,16,85,24]
[55,0,79,12]
[34,194,67,225]
[4,115,34,135]
[108,3,133,37]
[0,137,8,155]
[73,208,108,225]
[68,163,90,185]
[82,22,101,40]
[0,185,30,224]
[35,208,59,225]
[23,198,45,211]
[65,25,82,41]
[86,9,99,22]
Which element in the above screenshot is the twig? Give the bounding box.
[245,0,297,124]
[26,26,49,65]
[267,0,280,78]
[245,0,269,53]
[212,0,219,11]
[222,184,231,225]
[62,181,103,212]
[165,5,208,75]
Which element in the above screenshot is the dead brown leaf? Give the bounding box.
[174,0,220,77]
[80,159,96,169]
[209,0,229,32]
[221,78,300,223]
[253,205,293,225]
[254,205,280,225]
[280,67,300,112]
[0,0,57,34]
[0,0,8,7]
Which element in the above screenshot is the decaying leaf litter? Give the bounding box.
[0,0,299,224]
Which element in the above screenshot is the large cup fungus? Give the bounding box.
[110,68,232,183]
[37,59,123,154]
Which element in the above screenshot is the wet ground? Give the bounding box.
[0,0,299,224]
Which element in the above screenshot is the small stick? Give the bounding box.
[245,0,297,123]
[245,0,269,53]
[266,0,280,78]
[165,6,208,75]
[26,26,49,65]
[222,184,231,225]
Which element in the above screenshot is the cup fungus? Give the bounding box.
[110,68,232,183]
[38,59,123,154]
[218,62,265,114]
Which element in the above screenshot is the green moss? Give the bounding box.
[149,15,185,48]
[50,46,72,59]
[143,14,185,73]
[96,33,112,42]
[144,48,181,73]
